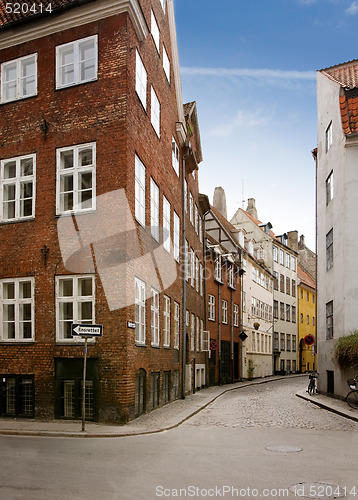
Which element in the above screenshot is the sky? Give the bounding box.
[174,0,358,251]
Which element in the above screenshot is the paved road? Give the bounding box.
[1,377,357,500]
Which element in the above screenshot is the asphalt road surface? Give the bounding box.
[1,377,357,500]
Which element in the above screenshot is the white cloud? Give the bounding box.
[346,1,358,14]
[209,107,275,137]
[181,67,316,81]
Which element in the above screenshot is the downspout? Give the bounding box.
[239,257,244,381]
[218,280,222,384]
[202,213,209,385]
[181,158,187,399]
[230,286,234,383]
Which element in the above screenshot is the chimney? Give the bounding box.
[213,186,227,219]
[246,198,257,220]
[287,230,298,252]
[298,234,305,249]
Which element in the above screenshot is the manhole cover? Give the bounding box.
[289,483,346,499]
[266,445,302,453]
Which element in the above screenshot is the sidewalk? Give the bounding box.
[2,373,355,438]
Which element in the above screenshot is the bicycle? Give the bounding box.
[346,376,358,409]
[307,373,318,395]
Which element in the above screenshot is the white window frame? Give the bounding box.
[286,253,290,268]
[191,313,195,351]
[196,316,200,351]
[326,170,334,205]
[194,205,198,233]
[0,277,35,342]
[199,262,204,296]
[195,256,200,293]
[56,143,96,215]
[163,44,170,83]
[190,248,195,287]
[326,121,332,153]
[273,245,278,262]
[151,287,160,347]
[163,295,170,347]
[1,153,36,222]
[214,254,223,283]
[135,50,147,110]
[159,0,166,13]
[228,265,235,289]
[172,137,179,175]
[291,256,296,272]
[135,155,146,226]
[174,301,180,349]
[201,326,210,352]
[56,275,95,343]
[199,217,203,243]
[56,35,97,89]
[184,180,188,212]
[173,211,180,262]
[135,277,146,345]
[151,10,160,53]
[189,193,193,224]
[233,304,239,327]
[1,53,37,103]
[151,86,160,137]
[185,239,190,281]
[150,178,159,242]
[222,299,228,324]
[163,195,171,253]
[208,294,215,321]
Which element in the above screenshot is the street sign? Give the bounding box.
[239,332,248,341]
[210,339,218,351]
[304,334,315,346]
[72,324,103,337]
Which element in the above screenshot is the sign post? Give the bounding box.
[71,324,103,432]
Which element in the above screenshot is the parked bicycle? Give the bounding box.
[307,373,318,395]
[346,376,358,409]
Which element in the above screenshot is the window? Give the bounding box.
[208,295,215,321]
[173,370,179,400]
[56,35,97,89]
[163,45,170,82]
[151,86,160,137]
[159,0,166,12]
[172,137,179,175]
[242,290,246,312]
[228,265,235,289]
[291,256,296,272]
[326,121,332,152]
[313,316,315,326]
[292,280,296,297]
[199,218,203,243]
[273,300,278,319]
[163,196,170,253]
[286,277,290,295]
[286,304,290,322]
[190,248,195,287]
[195,256,199,293]
[57,143,95,214]
[279,249,284,265]
[135,277,146,345]
[233,304,239,327]
[184,180,188,212]
[307,292,309,301]
[280,274,285,293]
[251,331,256,352]
[151,288,159,347]
[280,333,285,351]
[173,212,180,262]
[151,10,160,53]
[150,178,159,241]
[191,313,195,351]
[326,171,333,205]
[1,154,35,221]
[0,375,34,417]
[163,295,170,347]
[194,205,198,233]
[292,335,297,352]
[326,229,333,270]
[135,369,146,416]
[292,305,296,323]
[201,325,209,352]
[300,289,303,299]
[214,254,223,282]
[286,253,290,268]
[273,245,278,262]
[135,155,146,225]
[313,294,315,304]
[174,301,180,349]
[199,262,204,296]
[273,332,279,351]
[326,301,333,339]
[222,300,228,324]
[307,315,309,325]
[196,316,200,351]
[1,53,37,103]
[150,372,160,409]
[300,313,303,323]
[185,239,189,281]
[286,334,291,352]
[162,371,170,404]
[135,50,147,109]
[56,276,94,341]
[1,278,34,341]
[280,302,285,320]
[273,271,279,291]
[189,193,193,224]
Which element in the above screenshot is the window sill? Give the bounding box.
[0,217,35,226]
[1,93,37,105]
[0,340,35,344]
[151,343,160,349]
[55,78,98,91]
[135,342,147,347]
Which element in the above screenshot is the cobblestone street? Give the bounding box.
[185,376,358,431]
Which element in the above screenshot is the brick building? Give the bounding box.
[0,0,206,423]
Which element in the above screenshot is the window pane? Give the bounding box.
[3,161,16,179]
[20,281,32,299]
[60,150,74,170]
[79,278,92,296]
[63,380,75,417]
[80,302,92,322]
[20,158,33,176]
[79,148,93,167]
[3,282,15,299]
[60,302,73,320]
[4,61,17,82]
[79,39,95,81]
[59,279,73,297]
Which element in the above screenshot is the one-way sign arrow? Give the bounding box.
[71,324,103,337]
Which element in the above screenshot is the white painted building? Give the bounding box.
[316,61,358,397]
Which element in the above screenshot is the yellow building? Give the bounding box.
[297,264,316,372]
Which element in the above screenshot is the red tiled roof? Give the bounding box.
[320,60,358,136]
[297,263,315,290]
[0,0,91,30]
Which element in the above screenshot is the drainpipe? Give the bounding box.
[218,280,222,384]
[202,213,209,386]
[181,158,187,399]
[230,286,234,383]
